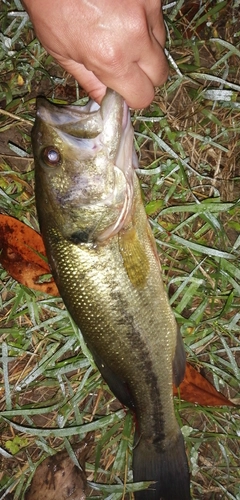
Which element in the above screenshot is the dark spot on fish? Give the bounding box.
[69,230,92,244]
[153,435,165,448]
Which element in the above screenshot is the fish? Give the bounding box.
[32,89,191,500]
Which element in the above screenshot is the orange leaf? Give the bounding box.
[0,214,59,296]
[173,362,234,407]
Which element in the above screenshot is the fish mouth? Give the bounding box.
[36,88,133,180]
[35,95,102,138]
[35,89,128,141]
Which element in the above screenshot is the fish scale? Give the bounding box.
[46,220,177,444]
[32,89,191,500]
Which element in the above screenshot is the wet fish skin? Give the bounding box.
[32,89,191,500]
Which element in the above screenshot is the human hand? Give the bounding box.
[22,0,168,109]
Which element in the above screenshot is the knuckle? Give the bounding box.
[101,44,123,69]
[129,14,148,40]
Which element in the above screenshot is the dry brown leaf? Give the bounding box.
[0,214,59,296]
[173,362,235,407]
[25,440,92,500]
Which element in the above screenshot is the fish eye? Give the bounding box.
[42,146,61,167]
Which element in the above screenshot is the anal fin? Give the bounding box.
[92,349,135,410]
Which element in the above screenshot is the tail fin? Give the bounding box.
[133,432,191,500]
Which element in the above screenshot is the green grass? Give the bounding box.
[0,0,240,499]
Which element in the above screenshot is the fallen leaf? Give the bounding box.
[0,214,59,296]
[17,74,24,86]
[25,439,92,500]
[173,363,235,406]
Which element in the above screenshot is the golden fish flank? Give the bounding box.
[32,89,191,500]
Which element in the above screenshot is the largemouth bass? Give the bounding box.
[32,89,191,500]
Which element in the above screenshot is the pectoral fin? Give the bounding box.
[118,227,149,288]
[172,326,187,387]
